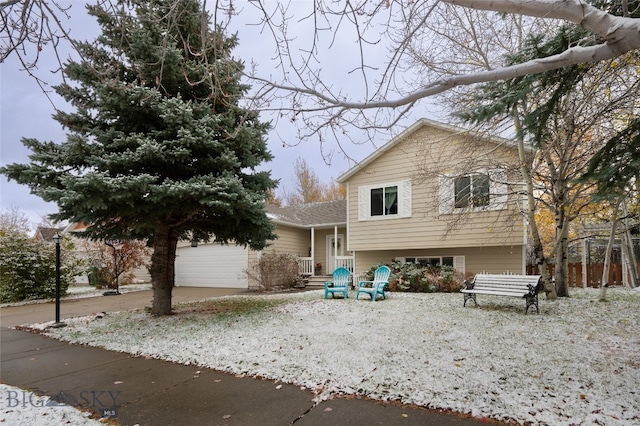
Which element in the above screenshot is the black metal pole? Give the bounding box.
[55,239,61,323]
[103,239,122,296]
[52,234,66,328]
[113,244,119,294]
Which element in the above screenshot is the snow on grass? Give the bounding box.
[0,383,106,425]
[36,288,640,425]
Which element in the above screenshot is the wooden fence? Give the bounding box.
[526,263,638,287]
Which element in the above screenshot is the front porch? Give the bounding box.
[298,255,354,277]
[295,223,354,278]
[298,256,371,289]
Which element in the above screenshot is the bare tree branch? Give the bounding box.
[238,0,639,142]
[251,1,638,109]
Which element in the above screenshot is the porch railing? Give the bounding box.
[298,257,313,276]
[334,256,354,272]
[297,256,355,275]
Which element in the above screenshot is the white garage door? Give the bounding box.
[175,243,248,288]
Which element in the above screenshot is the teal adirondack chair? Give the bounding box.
[356,265,391,302]
[324,267,351,299]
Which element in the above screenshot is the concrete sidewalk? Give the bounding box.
[1,288,499,425]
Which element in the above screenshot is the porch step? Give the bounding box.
[305,275,331,287]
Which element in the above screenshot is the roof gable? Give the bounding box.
[337,118,526,183]
[34,226,65,241]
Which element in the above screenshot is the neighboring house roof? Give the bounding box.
[266,200,346,229]
[337,118,530,183]
[63,221,91,233]
[34,226,65,242]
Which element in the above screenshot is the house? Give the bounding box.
[174,200,348,288]
[263,200,349,277]
[176,118,528,288]
[62,221,152,284]
[33,226,65,242]
[63,118,529,288]
[334,118,527,278]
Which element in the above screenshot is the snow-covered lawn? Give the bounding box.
[0,383,105,425]
[32,288,640,425]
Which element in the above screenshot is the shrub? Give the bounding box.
[424,265,464,292]
[0,231,76,303]
[362,261,464,293]
[81,239,151,289]
[391,260,434,292]
[245,253,303,292]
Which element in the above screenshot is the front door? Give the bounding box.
[326,234,344,273]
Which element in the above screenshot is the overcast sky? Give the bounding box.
[0,1,440,230]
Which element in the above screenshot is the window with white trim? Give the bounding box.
[454,173,490,208]
[358,180,411,221]
[439,169,507,214]
[371,185,398,216]
[397,256,465,274]
[403,256,454,267]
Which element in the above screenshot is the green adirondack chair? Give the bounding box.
[356,265,391,302]
[324,267,351,299]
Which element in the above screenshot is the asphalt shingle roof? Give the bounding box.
[265,200,346,228]
[34,226,65,242]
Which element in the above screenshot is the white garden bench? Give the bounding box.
[461,274,543,314]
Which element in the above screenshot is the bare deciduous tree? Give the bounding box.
[281,157,346,205]
[0,0,81,103]
[0,206,31,235]
[237,0,640,138]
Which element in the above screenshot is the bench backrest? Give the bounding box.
[472,274,542,291]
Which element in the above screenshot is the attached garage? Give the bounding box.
[175,243,249,288]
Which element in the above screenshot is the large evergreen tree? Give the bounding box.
[1,0,276,315]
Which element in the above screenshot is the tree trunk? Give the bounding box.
[514,113,556,299]
[150,224,179,316]
[621,202,639,288]
[600,211,619,301]
[554,211,570,297]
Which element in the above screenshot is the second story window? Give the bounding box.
[438,169,508,215]
[454,174,490,208]
[371,185,398,216]
[358,180,411,221]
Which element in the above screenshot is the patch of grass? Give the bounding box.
[569,286,640,302]
[173,295,291,317]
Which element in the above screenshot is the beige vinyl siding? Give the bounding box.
[264,224,309,256]
[354,245,524,278]
[247,249,260,266]
[347,125,524,252]
[246,224,310,288]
